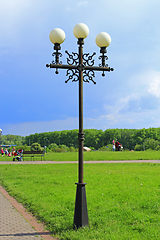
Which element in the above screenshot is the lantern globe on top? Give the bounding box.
[49,28,66,44]
[73,23,89,39]
[95,32,111,48]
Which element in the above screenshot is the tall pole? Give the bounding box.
[46,24,114,229]
[73,39,89,228]
[0,129,2,151]
[78,38,84,184]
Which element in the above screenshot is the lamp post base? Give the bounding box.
[73,183,89,228]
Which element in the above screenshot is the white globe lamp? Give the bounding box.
[49,28,65,44]
[95,32,111,48]
[73,23,89,39]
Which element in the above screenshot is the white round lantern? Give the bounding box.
[95,32,111,48]
[49,28,65,44]
[73,23,89,39]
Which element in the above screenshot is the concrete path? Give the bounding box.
[0,186,57,240]
[0,160,160,164]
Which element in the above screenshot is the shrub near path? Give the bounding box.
[0,163,160,239]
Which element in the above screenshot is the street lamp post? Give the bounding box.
[0,129,2,151]
[46,23,114,228]
[44,138,48,153]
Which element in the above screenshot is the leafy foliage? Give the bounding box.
[134,144,143,151]
[25,128,160,151]
[2,127,160,151]
[30,143,41,151]
[1,134,25,146]
[7,144,30,152]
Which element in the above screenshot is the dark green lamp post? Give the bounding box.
[0,129,2,151]
[46,23,114,228]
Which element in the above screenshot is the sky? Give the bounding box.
[1,0,160,136]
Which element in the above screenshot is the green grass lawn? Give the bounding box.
[1,150,160,161]
[0,163,160,239]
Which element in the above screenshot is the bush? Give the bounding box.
[155,145,160,151]
[48,144,70,152]
[89,147,95,150]
[99,144,113,151]
[55,148,66,153]
[143,138,160,150]
[31,143,41,151]
[134,144,143,151]
[49,143,58,152]
[59,145,69,152]
[69,146,75,152]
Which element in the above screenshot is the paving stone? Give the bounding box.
[0,193,43,240]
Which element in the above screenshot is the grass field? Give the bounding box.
[1,150,160,161]
[0,163,160,239]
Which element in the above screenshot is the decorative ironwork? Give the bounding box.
[99,55,108,77]
[98,55,108,67]
[64,51,97,83]
[98,47,109,76]
[65,51,79,65]
[83,70,96,84]
[83,52,96,66]
[65,69,79,83]
[52,52,62,65]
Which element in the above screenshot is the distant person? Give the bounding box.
[112,142,115,151]
[13,149,23,161]
[1,148,4,156]
[12,147,15,156]
[8,151,11,157]
[115,141,122,151]
[5,148,8,156]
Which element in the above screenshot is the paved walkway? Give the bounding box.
[0,186,57,240]
[0,159,160,239]
[0,160,160,164]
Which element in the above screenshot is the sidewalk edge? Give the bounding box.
[0,185,57,240]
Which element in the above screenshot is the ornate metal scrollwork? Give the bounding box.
[83,52,96,66]
[98,55,108,67]
[47,39,113,81]
[65,51,79,82]
[65,51,79,65]
[82,53,96,83]
[83,70,96,84]
[99,53,109,76]
[65,69,79,83]
[52,52,63,65]
[65,51,97,83]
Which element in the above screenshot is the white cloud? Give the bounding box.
[65,1,89,12]
[2,102,160,136]
[128,70,160,97]
[147,77,160,98]
[65,7,73,11]
[77,1,89,7]
[101,70,160,127]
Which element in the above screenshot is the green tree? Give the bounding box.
[143,138,160,150]
[49,143,58,152]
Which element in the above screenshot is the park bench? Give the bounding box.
[22,150,45,161]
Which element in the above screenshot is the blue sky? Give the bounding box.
[1,0,160,136]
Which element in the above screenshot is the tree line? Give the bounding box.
[1,127,160,151]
